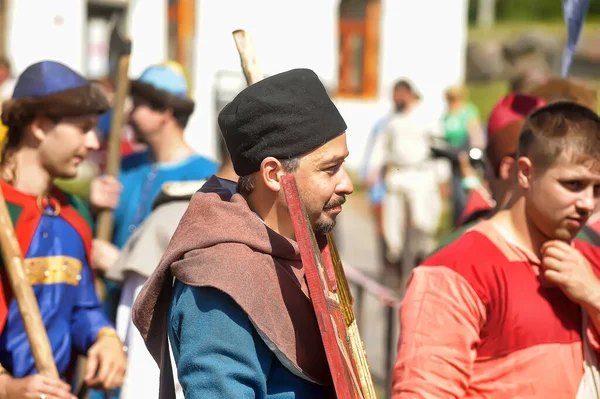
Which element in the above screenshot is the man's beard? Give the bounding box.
[313,195,347,235]
[394,102,406,112]
[315,219,336,235]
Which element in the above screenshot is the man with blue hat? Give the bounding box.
[88,61,218,398]
[91,61,218,252]
[0,60,127,399]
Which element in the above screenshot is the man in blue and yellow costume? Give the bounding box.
[0,60,127,399]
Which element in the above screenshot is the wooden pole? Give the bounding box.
[232,30,264,86]
[176,0,195,84]
[95,54,131,242]
[0,188,58,378]
[93,21,131,304]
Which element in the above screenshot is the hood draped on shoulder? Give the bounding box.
[132,189,331,398]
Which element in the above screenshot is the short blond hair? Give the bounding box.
[445,85,469,101]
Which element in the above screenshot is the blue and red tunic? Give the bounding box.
[0,180,112,378]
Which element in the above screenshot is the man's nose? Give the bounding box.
[577,186,597,214]
[86,130,100,151]
[337,166,354,195]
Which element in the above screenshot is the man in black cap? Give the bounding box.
[132,68,351,398]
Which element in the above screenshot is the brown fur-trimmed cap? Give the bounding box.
[529,78,598,111]
[1,61,109,128]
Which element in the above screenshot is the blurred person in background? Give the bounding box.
[435,92,546,251]
[440,76,597,245]
[90,60,218,273]
[454,92,548,228]
[360,84,406,269]
[529,77,597,113]
[0,57,15,102]
[105,139,237,399]
[509,66,550,94]
[0,57,15,148]
[367,79,443,285]
[93,76,144,171]
[89,61,218,399]
[442,85,485,225]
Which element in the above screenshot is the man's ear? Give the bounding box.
[161,108,174,126]
[30,116,52,143]
[516,156,534,190]
[498,156,515,181]
[259,157,285,192]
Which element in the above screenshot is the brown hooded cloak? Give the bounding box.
[131,190,332,399]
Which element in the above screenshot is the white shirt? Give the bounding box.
[116,272,184,399]
[369,101,443,173]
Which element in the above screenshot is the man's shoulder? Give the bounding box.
[171,282,253,327]
[61,191,94,228]
[151,179,208,210]
[422,224,509,281]
[431,220,480,254]
[574,226,600,273]
[162,154,219,180]
[188,154,218,166]
[185,155,219,175]
[420,221,536,303]
[121,150,151,172]
[425,228,498,264]
[198,175,237,198]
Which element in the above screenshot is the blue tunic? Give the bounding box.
[92,152,217,399]
[360,116,389,205]
[0,183,111,378]
[113,151,219,249]
[169,282,334,399]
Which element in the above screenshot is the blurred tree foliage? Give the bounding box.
[468,0,600,24]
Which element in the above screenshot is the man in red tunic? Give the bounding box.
[393,102,600,397]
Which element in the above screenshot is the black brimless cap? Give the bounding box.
[218,68,347,176]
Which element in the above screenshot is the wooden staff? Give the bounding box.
[0,189,58,378]
[326,234,377,397]
[232,30,264,86]
[92,19,131,305]
[95,20,132,243]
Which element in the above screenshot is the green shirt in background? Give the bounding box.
[443,102,479,147]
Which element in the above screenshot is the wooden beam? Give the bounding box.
[176,0,195,83]
[337,0,380,99]
[0,0,6,57]
[363,0,381,98]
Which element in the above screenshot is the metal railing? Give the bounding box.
[342,262,402,399]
